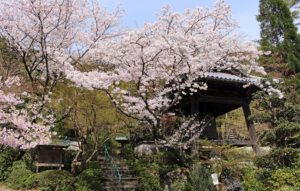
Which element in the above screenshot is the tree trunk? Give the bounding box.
[70,163,77,176]
[155,139,159,153]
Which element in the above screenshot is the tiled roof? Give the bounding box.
[198,72,261,83]
[38,137,70,147]
[198,71,281,84]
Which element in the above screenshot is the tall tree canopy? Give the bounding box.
[257,0,300,76]
[284,0,300,25]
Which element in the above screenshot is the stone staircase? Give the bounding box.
[98,154,140,191]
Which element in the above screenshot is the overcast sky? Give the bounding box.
[98,0,261,41]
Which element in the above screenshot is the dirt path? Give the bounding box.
[0,185,11,191]
[0,185,38,191]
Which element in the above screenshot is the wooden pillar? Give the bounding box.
[242,101,261,156]
[59,149,62,170]
[191,99,199,157]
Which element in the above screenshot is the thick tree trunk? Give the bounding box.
[70,147,99,176]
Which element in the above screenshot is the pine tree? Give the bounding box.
[283,0,300,25]
[257,0,300,76]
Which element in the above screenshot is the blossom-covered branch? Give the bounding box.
[0,76,55,149]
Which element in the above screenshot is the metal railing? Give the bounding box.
[104,144,121,190]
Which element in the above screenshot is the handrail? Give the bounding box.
[104,144,121,190]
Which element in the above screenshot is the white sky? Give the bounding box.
[98,0,261,41]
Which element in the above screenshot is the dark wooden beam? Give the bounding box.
[242,101,261,155]
[198,95,244,105]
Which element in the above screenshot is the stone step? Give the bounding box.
[102,186,140,191]
[98,154,139,190]
[103,180,139,187]
[102,177,138,181]
[101,166,130,170]
[99,160,126,166]
[103,173,137,178]
[102,169,135,174]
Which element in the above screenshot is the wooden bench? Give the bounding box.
[36,163,64,173]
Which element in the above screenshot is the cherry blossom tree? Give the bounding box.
[66,1,273,149]
[0,0,123,114]
[0,0,123,149]
[0,76,54,150]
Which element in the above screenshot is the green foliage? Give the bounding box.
[62,150,77,172]
[190,163,214,191]
[283,0,300,24]
[257,0,300,76]
[216,108,249,140]
[246,79,300,189]
[21,148,38,172]
[6,168,33,189]
[242,168,300,191]
[120,146,181,191]
[254,148,300,169]
[0,147,20,181]
[2,160,30,189]
[25,170,75,191]
[198,140,254,181]
[263,122,300,147]
[74,161,103,191]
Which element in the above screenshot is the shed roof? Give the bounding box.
[38,137,70,148]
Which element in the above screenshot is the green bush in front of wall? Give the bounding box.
[25,170,75,190]
[6,168,33,189]
[0,147,20,181]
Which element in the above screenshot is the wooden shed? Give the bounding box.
[36,137,70,173]
[174,69,276,155]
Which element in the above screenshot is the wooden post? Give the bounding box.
[242,101,261,155]
[191,99,199,157]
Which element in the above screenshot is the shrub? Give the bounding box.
[254,148,300,170]
[190,163,214,191]
[75,161,103,191]
[242,168,300,191]
[26,170,75,190]
[0,147,20,181]
[6,168,33,189]
[120,147,184,191]
[120,147,162,190]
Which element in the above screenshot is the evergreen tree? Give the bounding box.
[257,0,300,76]
[284,0,300,25]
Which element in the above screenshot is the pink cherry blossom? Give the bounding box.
[0,77,55,149]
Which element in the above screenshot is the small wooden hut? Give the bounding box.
[115,136,130,148]
[174,69,277,155]
[36,137,70,173]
